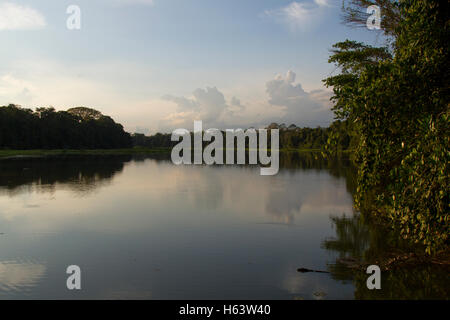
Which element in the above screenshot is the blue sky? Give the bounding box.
[0,0,384,133]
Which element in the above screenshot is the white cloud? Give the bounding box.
[0,2,46,31]
[263,1,330,31]
[267,70,307,105]
[162,87,237,130]
[160,71,333,132]
[0,60,333,133]
[162,94,199,111]
[228,96,245,115]
[265,70,333,127]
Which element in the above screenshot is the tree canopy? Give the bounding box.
[0,104,132,149]
[325,0,449,253]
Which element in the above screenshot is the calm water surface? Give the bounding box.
[0,153,447,299]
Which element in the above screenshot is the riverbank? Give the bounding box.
[0,147,172,159]
[0,147,340,159]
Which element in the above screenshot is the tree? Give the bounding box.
[67,107,103,121]
[341,0,401,38]
[0,105,132,150]
[324,0,449,253]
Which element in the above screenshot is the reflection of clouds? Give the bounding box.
[0,259,46,294]
[0,154,357,299]
[266,189,302,225]
[263,172,353,225]
[176,167,224,211]
[167,165,353,225]
[300,183,354,216]
[0,155,354,235]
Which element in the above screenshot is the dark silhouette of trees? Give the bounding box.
[0,155,132,196]
[131,121,354,151]
[0,104,132,149]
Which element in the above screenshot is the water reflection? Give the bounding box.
[0,152,446,299]
[0,155,132,196]
[322,214,450,299]
[0,259,46,296]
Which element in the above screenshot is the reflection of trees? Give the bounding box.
[0,155,132,196]
[262,152,356,225]
[322,214,371,260]
[353,265,450,300]
[280,152,357,194]
[322,214,374,282]
[131,153,172,163]
[322,213,450,299]
[289,152,450,298]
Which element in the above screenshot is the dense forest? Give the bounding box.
[0,103,351,152]
[0,105,132,149]
[324,0,448,254]
[131,120,353,151]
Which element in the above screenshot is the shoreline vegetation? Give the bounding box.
[0,103,353,158]
[0,147,172,159]
[0,147,339,159]
[321,0,448,256]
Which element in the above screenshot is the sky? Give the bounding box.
[0,0,384,133]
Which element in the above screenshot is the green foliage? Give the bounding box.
[324,0,449,253]
[278,126,328,150]
[324,40,392,120]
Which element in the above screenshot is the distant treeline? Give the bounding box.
[131,120,354,151]
[0,105,132,149]
[0,103,352,152]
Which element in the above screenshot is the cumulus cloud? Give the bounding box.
[0,2,46,31]
[266,70,307,105]
[263,1,330,31]
[2,64,333,133]
[161,87,242,130]
[264,70,333,127]
[160,72,332,132]
[228,97,245,114]
[162,94,199,111]
[191,87,228,121]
